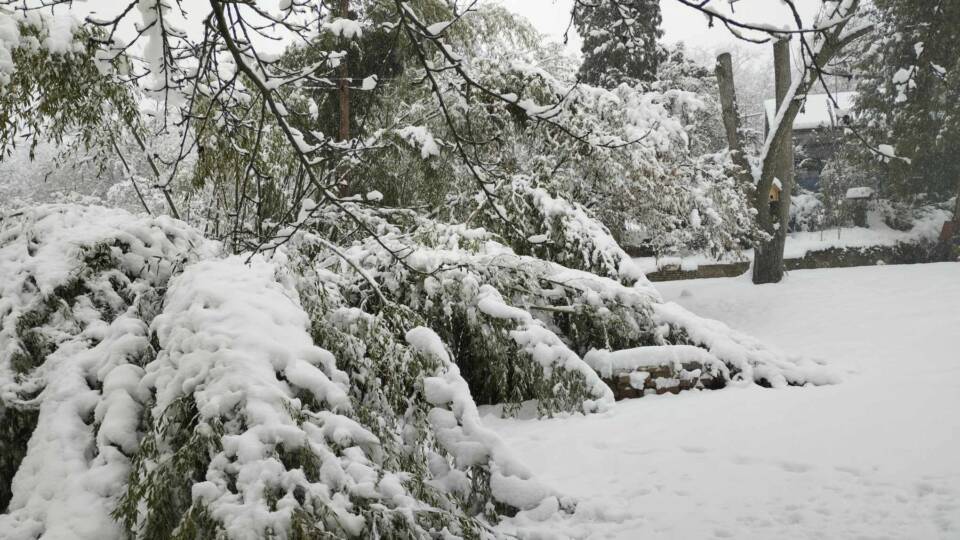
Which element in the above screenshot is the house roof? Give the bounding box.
[764,91,857,132]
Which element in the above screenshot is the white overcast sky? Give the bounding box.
[497,0,823,55]
[74,0,824,60]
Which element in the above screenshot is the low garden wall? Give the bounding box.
[645,242,935,282]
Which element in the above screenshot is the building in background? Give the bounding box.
[764,91,857,191]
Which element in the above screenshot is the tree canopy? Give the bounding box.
[853,0,960,204]
[572,0,665,88]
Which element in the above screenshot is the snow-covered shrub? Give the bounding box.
[872,198,956,236]
[819,144,878,228]
[277,201,832,416]
[280,209,619,417]
[0,205,557,539]
[868,197,911,231]
[0,205,211,532]
[654,43,727,156]
[789,189,825,232]
[114,257,552,539]
[471,176,647,284]
[633,151,756,258]
[1,203,838,538]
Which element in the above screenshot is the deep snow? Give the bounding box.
[488,263,960,539]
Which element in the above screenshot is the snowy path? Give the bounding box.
[488,263,960,539]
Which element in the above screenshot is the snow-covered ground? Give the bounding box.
[488,262,960,539]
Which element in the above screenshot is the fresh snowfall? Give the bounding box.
[1,0,958,539]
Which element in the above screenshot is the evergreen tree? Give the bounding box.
[853,0,960,206]
[573,0,665,88]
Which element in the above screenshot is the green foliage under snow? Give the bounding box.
[0,203,834,539]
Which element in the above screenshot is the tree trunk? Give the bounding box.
[337,0,350,143]
[753,39,794,284]
[714,52,752,187]
[953,176,960,222]
[933,176,960,260]
[337,0,351,196]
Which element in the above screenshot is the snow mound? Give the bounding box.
[653,302,838,387]
[1,206,559,538]
[584,345,728,380]
[0,204,213,539]
[120,258,555,537]
[137,257,363,537]
[580,301,835,396]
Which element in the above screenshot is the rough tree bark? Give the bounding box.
[933,177,960,260]
[714,52,753,187]
[746,2,871,284]
[954,183,960,221]
[337,0,351,143]
[752,39,794,284]
[337,0,351,196]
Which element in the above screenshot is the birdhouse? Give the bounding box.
[769,182,782,203]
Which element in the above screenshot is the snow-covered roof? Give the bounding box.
[764,91,857,132]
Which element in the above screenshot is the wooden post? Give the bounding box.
[953,177,960,222]
[933,176,960,260]
[714,52,752,186]
[337,0,350,143]
[336,0,351,196]
[772,39,795,220]
[752,38,794,284]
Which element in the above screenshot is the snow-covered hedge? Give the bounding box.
[1,204,835,538]
[0,205,556,538]
[113,257,552,538]
[281,200,833,411]
[0,205,211,536]
[790,190,825,233]
[476,175,649,284]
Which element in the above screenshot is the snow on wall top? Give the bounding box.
[764,91,857,132]
[845,187,875,200]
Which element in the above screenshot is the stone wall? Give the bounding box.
[785,242,933,271]
[602,360,727,401]
[647,261,749,282]
[646,242,934,282]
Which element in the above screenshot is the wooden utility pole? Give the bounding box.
[953,178,960,221]
[714,52,752,186]
[336,0,351,197]
[752,39,795,284]
[772,39,795,210]
[337,0,350,143]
